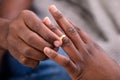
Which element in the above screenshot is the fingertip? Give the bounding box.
[43,17,51,25]
[49,5,58,12]
[54,40,62,47]
[44,47,50,54]
[43,16,48,22]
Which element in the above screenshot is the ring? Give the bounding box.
[59,35,66,42]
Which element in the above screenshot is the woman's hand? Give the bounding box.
[43,5,120,80]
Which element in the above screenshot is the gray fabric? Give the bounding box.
[34,0,120,64]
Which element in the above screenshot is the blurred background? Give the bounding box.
[33,0,120,64]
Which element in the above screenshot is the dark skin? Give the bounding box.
[0,0,33,64]
[7,10,61,67]
[0,0,33,63]
[0,0,61,67]
[43,5,120,80]
[0,0,120,79]
[0,18,9,62]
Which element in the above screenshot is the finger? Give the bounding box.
[21,10,60,44]
[9,48,39,68]
[69,20,101,52]
[43,17,63,37]
[44,47,77,75]
[69,20,93,44]
[8,35,47,60]
[43,17,83,62]
[17,24,53,51]
[49,5,86,52]
[43,17,63,47]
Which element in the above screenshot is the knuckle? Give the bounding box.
[20,10,36,21]
[24,47,32,56]
[19,10,27,18]
[19,56,38,67]
[44,34,53,42]
[66,26,77,35]
[54,11,63,20]
[20,11,42,32]
[92,42,102,50]
[44,34,57,44]
[29,61,38,68]
[75,27,81,32]
[51,26,58,32]
[62,37,71,46]
[19,56,28,65]
[63,58,71,67]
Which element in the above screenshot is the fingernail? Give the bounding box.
[43,17,51,25]
[49,5,58,12]
[44,47,50,54]
[54,41,61,47]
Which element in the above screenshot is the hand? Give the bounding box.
[5,10,60,68]
[43,5,120,80]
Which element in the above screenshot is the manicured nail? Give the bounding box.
[54,40,61,47]
[44,47,50,54]
[43,17,51,25]
[49,5,58,12]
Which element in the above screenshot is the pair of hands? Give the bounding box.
[2,5,120,80]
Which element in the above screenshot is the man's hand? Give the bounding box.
[43,5,120,80]
[1,10,60,68]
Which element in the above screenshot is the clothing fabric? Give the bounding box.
[1,48,71,80]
